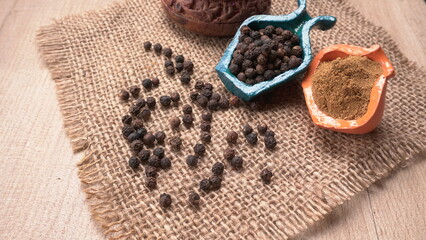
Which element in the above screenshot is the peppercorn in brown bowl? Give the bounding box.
[215,0,336,101]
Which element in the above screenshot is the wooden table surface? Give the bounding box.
[0,0,425,239]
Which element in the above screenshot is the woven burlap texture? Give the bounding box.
[37,0,426,239]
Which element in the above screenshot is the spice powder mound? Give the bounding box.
[312,55,383,120]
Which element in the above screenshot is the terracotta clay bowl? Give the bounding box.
[301,44,395,134]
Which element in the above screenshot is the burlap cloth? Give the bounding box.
[37,0,426,239]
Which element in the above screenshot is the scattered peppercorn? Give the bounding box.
[135,98,146,109]
[159,96,172,107]
[164,60,174,68]
[170,92,180,103]
[199,178,211,192]
[229,95,240,106]
[129,104,141,116]
[211,93,221,102]
[193,143,206,156]
[180,72,191,84]
[201,89,213,99]
[175,55,184,63]
[159,193,172,208]
[201,111,212,122]
[129,85,141,98]
[169,116,181,129]
[182,114,194,126]
[119,89,130,101]
[200,122,211,132]
[132,119,144,129]
[194,80,204,90]
[148,155,161,168]
[165,66,175,76]
[212,162,224,175]
[219,98,230,109]
[128,157,140,169]
[145,166,158,178]
[183,60,194,72]
[143,41,152,51]
[223,148,236,161]
[197,95,208,107]
[138,149,151,164]
[146,97,156,108]
[260,168,273,184]
[175,62,184,72]
[190,92,199,101]
[203,83,213,91]
[257,123,268,135]
[207,100,219,111]
[246,132,258,145]
[163,47,173,58]
[154,131,166,144]
[188,192,200,206]
[169,136,182,150]
[242,124,253,135]
[153,43,162,55]
[186,155,199,167]
[143,133,156,146]
[135,127,147,137]
[122,125,134,138]
[226,131,238,144]
[146,177,157,189]
[209,176,222,190]
[151,77,160,86]
[138,108,151,120]
[127,132,141,142]
[153,147,165,158]
[142,78,153,89]
[182,104,193,114]
[131,140,144,152]
[200,131,211,143]
[122,115,132,125]
[264,136,277,150]
[231,156,243,169]
[160,157,171,169]
[264,130,275,137]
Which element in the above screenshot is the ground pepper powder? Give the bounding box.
[312,55,382,120]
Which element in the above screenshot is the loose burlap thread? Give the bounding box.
[37,0,426,239]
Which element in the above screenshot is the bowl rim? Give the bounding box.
[301,44,395,131]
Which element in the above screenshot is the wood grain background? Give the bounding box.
[0,0,425,239]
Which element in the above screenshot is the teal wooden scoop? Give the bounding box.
[215,0,336,101]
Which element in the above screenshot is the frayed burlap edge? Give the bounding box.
[36,0,426,239]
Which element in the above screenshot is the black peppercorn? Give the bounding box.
[127,132,141,142]
[194,80,204,90]
[154,131,166,144]
[212,162,224,175]
[136,127,147,137]
[165,66,175,76]
[200,122,211,132]
[183,60,194,72]
[129,85,141,98]
[160,157,171,169]
[201,111,212,122]
[219,98,230,109]
[241,25,250,35]
[260,168,273,184]
[264,136,277,150]
[226,131,238,144]
[175,55,184,63]
[153,43,162,55]
[169,116,181,129]
[131,118,144,129]
[182,114,194,126]
[257,123,268,134]
[145,166,158,178]
[159,193,172,208]
[201,89,213,99]
[169,136,182,150]
[153,147,165,158]
[190,92,199,101]
[146,97,156,108]
[122,115,132,125]
[175,62,184,72]
[143,41,152,51]
[256,64,266,75]
[186,155,198,167]
[180,72,191,84]
[148,155,161,168]
[223,148,236,161]
[145,177,157,189]
[197,95,208,108]
[209,176,222,190]
[119,89,130,101]
[128,157,140,169]
[203,83,214,91]
[193,143,206,156]
[200,132,211,143]
[265,130,275,137]
[182,104,192,114]
[232,54,244,65]
[289,56,302,69]
[242,124,253,135]
[138,149,150,164]
[211,93,221,102]
[237,72,246,82]
[151,77,160,86]
[143,133,155,146]
[292,46,303,57]
[129,104,141,116]
[135,98,146,109]
[159,96,172,107]
[231,156,243,169]
[142,78,153,89]
[163,47,173,58]
[229,63,240,75]
[188,192,200,206]
[264,69,275,80]
[170,92,180,102]
[131,140,144,152]
[207,100,219,111]
[199,178,211,192]
[255,75,265,83]
[164,60,174,68]
[138,108,151,120]
[246,132,258,145]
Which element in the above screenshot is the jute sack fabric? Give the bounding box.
[37,0,426,239]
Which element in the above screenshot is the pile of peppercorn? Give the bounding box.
[229,25,303,85]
